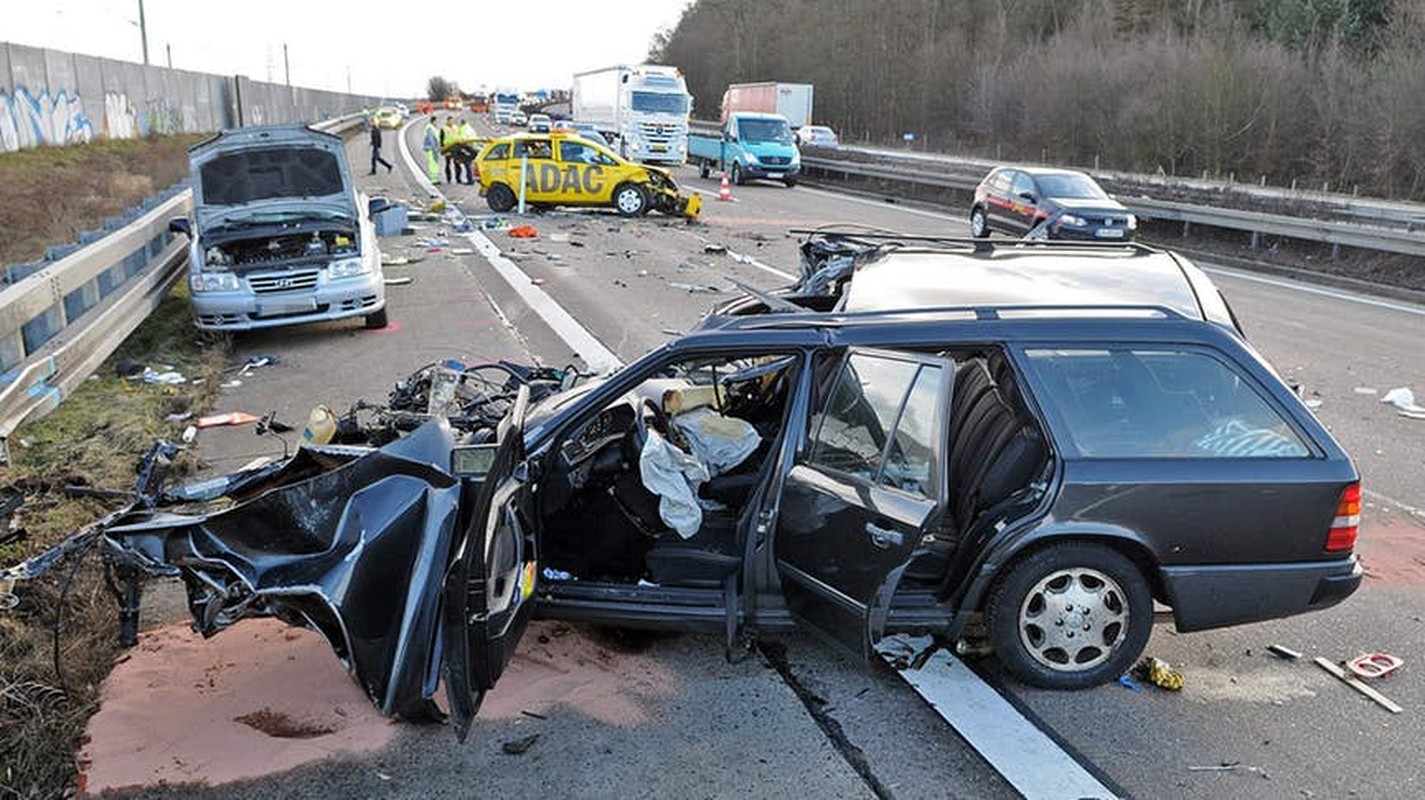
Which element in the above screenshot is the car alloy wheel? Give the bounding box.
[987,542,1151,689]
[970,207,990,238]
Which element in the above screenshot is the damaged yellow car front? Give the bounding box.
[474,131,700,219]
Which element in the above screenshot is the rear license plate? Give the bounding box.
[652,145,667,152]
[1095,228,1125,238]
[257,296,317,316]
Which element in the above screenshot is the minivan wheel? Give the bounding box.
[614,183,649,216]
[364,307,389,329]
[986,542,1151,689]
[486,183,516,212]
[970,206,990,238]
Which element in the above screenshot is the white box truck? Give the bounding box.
[720,82,814,129]
[571,65,691,165]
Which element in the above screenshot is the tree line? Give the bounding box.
[651,0,1425,200]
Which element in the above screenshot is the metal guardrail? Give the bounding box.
[799,151,1425,257]
[0,113,368,462]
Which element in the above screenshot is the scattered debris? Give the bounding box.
[520,710,548,720]
[660,328,683,336]
[384,277,414,286]
[164,412,193,423]
[508,225,539,239]
[1267,644,1303,660]
[501,734,540,755]
[196,412,261,429]
[569,240,585,248]
[450,247,474,255]
[136,367,186,385]
[549,233,570,243]
[1353,387,1378,395]
[1134,656,1185,690]
[1188,763,1242,772]
[1347,652,1403,679]
[531,278,546,286]
[1314,656,1403,713]
[221,379,243,388]
[376,771,392,781]
[1117,674,1143,692]
[703,243,728,255]
[381,254,424,266]
[115,358,145,379]
[413,238,450,248]
[668,282,721,293]
[235,355,280,377]
[1381,387,1425,418]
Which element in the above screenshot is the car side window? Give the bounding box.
[808,353,943,497]
[483,142,510,161]
[559,141,595,163]
[514,139,552,159]
[1011,172,1036,199]
[1024,347,1310,459]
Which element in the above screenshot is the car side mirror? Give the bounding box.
[168,217,191,237]
[1019,192,1036,203]
[369,197,392,216]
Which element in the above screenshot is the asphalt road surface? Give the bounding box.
[106,113,1425,799]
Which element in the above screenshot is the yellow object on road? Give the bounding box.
[473,131,701,219]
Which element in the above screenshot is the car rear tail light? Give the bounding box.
[1325,482,1361,552]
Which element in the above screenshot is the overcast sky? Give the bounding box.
[7,0,692,98]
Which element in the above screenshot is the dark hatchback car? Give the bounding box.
[46,234,1359,737]
[971,166,1137,241]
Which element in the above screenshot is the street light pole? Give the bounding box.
[138,0,149,65]
[283,43,290,86]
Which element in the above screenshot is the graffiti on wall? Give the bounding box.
[103,93,198,139]
[0,87,94,152]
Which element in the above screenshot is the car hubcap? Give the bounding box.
[1018,567,1127,672]
[617,190,640,213]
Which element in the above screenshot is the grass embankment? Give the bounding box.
[1,135,224,798]
[0,135,203,266]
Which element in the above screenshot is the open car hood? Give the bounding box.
[189,125,355,231]
[101,421,464,722]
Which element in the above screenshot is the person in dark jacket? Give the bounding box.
[369,124,393,175]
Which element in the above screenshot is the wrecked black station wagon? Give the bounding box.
[4,237,1362,738]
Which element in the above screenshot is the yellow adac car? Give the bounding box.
[371,106,403,129]
[474,132,701,219]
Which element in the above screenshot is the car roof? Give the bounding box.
[1010,166,1091,178]
[839,244,1216,322]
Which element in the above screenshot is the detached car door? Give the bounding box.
[775,348,952,658]
[442,385,537,740]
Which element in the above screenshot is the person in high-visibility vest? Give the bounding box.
[422,117,442,184]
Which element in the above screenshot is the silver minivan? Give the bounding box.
[169,124,388,331]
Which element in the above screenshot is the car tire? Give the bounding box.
[970,206,990,238]
[487,184,516,213]
[613,183,649,217]
[783,176,798,188]
[986,542,1152,690]
[364,307,389,330]
[731,162,745,186]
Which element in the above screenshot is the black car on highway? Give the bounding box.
[47,232,1358,738]
[971,166,1137,241]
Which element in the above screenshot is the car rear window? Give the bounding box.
[1024,347,1309,459]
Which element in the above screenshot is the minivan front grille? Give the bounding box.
[249,269,320,294]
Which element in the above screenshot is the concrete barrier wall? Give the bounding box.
[0,40,382,151]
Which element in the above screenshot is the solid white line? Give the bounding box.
[394,117,622,375]
[795,184,965,223]
[878,635,1121,800]
[462,231,622,374]
[676,229,796,282]
[1201,264,1425,316]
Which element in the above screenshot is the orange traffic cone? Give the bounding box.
[718,172,732,201]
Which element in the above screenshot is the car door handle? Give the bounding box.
[865,522,903,549]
